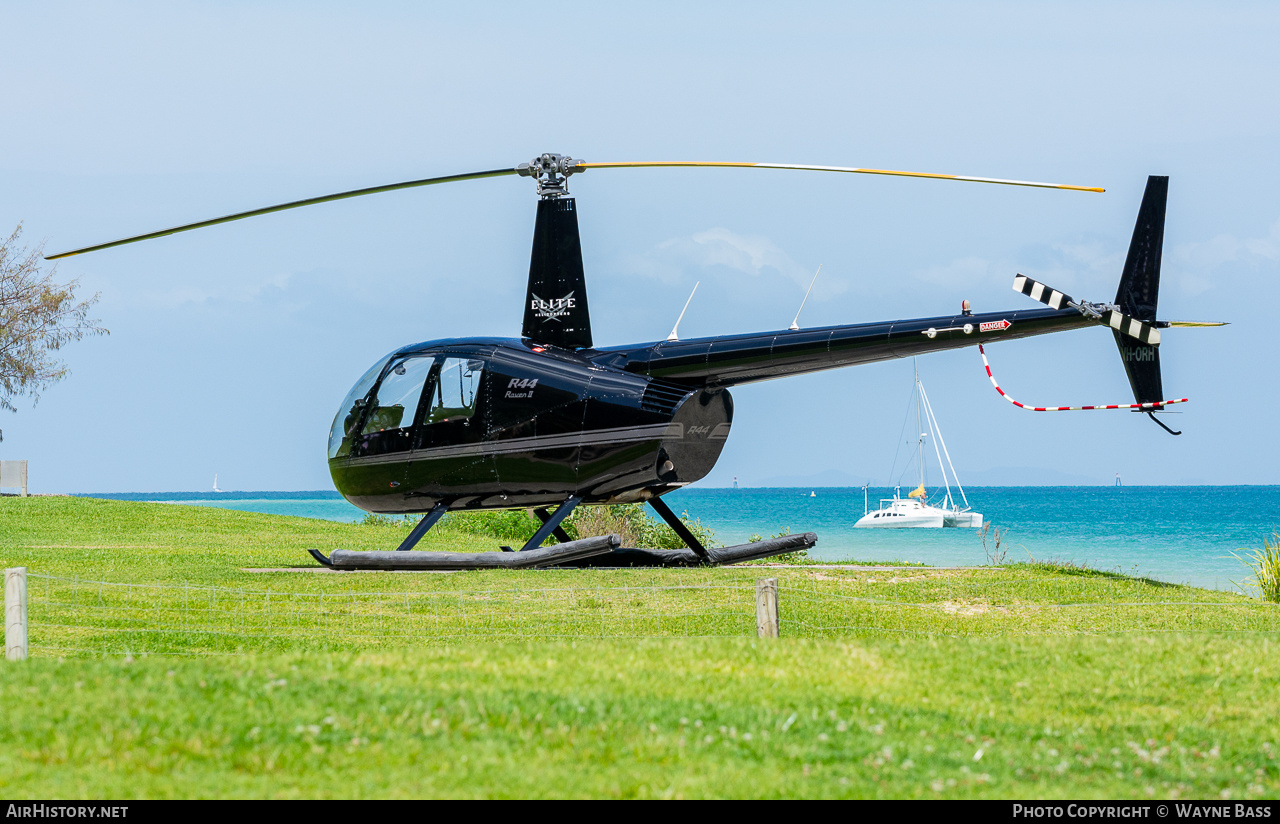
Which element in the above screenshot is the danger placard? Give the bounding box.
[980,320,1012,332]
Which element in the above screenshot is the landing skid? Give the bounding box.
[550,532,818,568]
[306,531,816,571]
[308,535,620,570]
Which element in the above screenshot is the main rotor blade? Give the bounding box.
[45,167,519,259]
[580,161,1104,193]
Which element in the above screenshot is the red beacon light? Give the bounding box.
[961,299,972,316]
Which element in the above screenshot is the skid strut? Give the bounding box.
[648,497,710,561]
[397,503,449,551]
[532,506,575,544]
[503,496,582,552]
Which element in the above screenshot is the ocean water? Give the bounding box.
[662,486,1279,592]
[84,486,1280,591]
[87,491,371,524]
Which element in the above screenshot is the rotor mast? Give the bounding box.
[518,154,594,349]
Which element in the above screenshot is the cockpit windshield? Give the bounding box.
[327,353,393,459]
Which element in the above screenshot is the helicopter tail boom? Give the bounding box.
[609,305,1095,387]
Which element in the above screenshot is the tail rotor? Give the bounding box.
[1001,176,1226,434]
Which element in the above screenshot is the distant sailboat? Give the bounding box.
[212,474,222,493]
[855,360,982,529]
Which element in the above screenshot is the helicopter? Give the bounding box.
[48,155,1204,566]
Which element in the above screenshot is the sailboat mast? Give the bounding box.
[915,358,924,493]
[918,383,953,510]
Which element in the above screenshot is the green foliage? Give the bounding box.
[0,224,107,414]
[563,503,716,549]
[1235,531,1280,603]
[359,504,716,549]
[438,509,544,542]
[747,527,808,563]
[979,522,1008,566]
[359,512,416,528]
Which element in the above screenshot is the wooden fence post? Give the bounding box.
[5,567,28,661]
[756,577,779,638]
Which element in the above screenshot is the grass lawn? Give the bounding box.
[1,497,1278,798]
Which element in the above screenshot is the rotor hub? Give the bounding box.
[517,153,585,199]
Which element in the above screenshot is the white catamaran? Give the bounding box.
[855,361,983,529]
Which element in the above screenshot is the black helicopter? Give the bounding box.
[49,155,1197,566]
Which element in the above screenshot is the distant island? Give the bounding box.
[728,467,1124,487]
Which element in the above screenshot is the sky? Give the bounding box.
[1,1,1278,492]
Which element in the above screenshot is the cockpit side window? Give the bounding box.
[424,357,483,425]
[362,356,436,437]
[416,356,486,448]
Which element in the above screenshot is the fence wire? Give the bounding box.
[779,576,1280,638]
[25,574,757,656]
[13,571,1280,658]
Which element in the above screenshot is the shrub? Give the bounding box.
[359,509,542,542]
[437,509,543,541]
[359,512,416,528]
[564,504,716,549]
[748,527,808,563]
[1234,532,1280,603]
[980,522,1009,566]
[362,503,717,550]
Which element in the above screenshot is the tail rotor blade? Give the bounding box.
[1012,273,1161,345]
[1012,273,1075,310]
[1101,309,1162,346]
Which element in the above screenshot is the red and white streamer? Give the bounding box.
[978,344,1188,412]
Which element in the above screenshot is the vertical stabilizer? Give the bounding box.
[1113,176,1168,407]
[523,198,593,349]
[1115,175,1167,322]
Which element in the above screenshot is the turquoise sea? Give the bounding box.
[84,487,1280,591]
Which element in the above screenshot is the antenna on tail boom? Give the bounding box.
[790,265,822,331]
[667,282,700,342]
